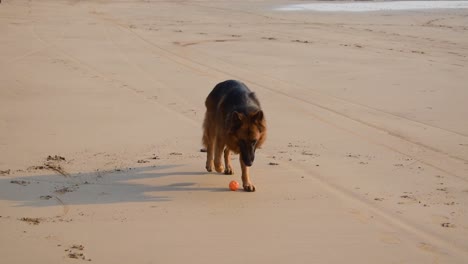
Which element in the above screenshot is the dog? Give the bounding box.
[202,80,266,192]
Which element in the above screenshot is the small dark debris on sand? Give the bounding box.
[441,222,455,228]
[44,163,69,177]
[10,180,30,186]
[68,252,86,260]
[40,195,53,200]
[20,217,42,225]
[137,160,149,163]
[47,155,66,161]
[68,252,80,258]
[71,244,85,250]
[67,244,91,261]
[28,162,69,177]
[374,198,384,201]
[170,152,182,156]
[0,169,11,175]
[150,155,160,159]
[302,151,319,157]
[28,165,47,170]
[268,162,279,166]
[292,39,311,44]
[55,186,77,194]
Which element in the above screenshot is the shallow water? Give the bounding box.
[275,1,468,12]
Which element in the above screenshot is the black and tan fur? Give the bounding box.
[202,80,266,192]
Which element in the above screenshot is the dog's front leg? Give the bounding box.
[205,140,214,172]
[240,158,256,192]
[224,148,233,175]
[214,137,225,173]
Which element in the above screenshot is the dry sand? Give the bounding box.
[1,0,468,263]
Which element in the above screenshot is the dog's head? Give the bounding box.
[228,110,266,167]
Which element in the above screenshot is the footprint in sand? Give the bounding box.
[348,209,374,224]
[418,242,437,253]
[379,232,401,244]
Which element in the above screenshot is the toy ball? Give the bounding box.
[229,180,239,191]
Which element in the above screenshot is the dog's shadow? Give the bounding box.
[137,170,228,193]
[0,164,228,208]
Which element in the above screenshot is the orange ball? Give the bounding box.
[229,180,239,191]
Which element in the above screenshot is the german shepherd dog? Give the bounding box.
[202,80,266,192]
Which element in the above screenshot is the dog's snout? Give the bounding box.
[242,155,254,167]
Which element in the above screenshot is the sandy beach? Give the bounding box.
[1,0,468,263]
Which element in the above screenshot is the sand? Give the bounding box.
[1,0,468,263]
[276,1,468,12]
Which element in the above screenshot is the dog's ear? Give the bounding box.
[251,110,265,132]
[250,110,264,122]
[232,111,244,122]
[231,111,244,130]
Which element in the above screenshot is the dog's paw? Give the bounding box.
[214,161,224,173]
[206,160,213,172]
[215,165,224,173]
[243,183,256,192]
[224,166,233,175]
